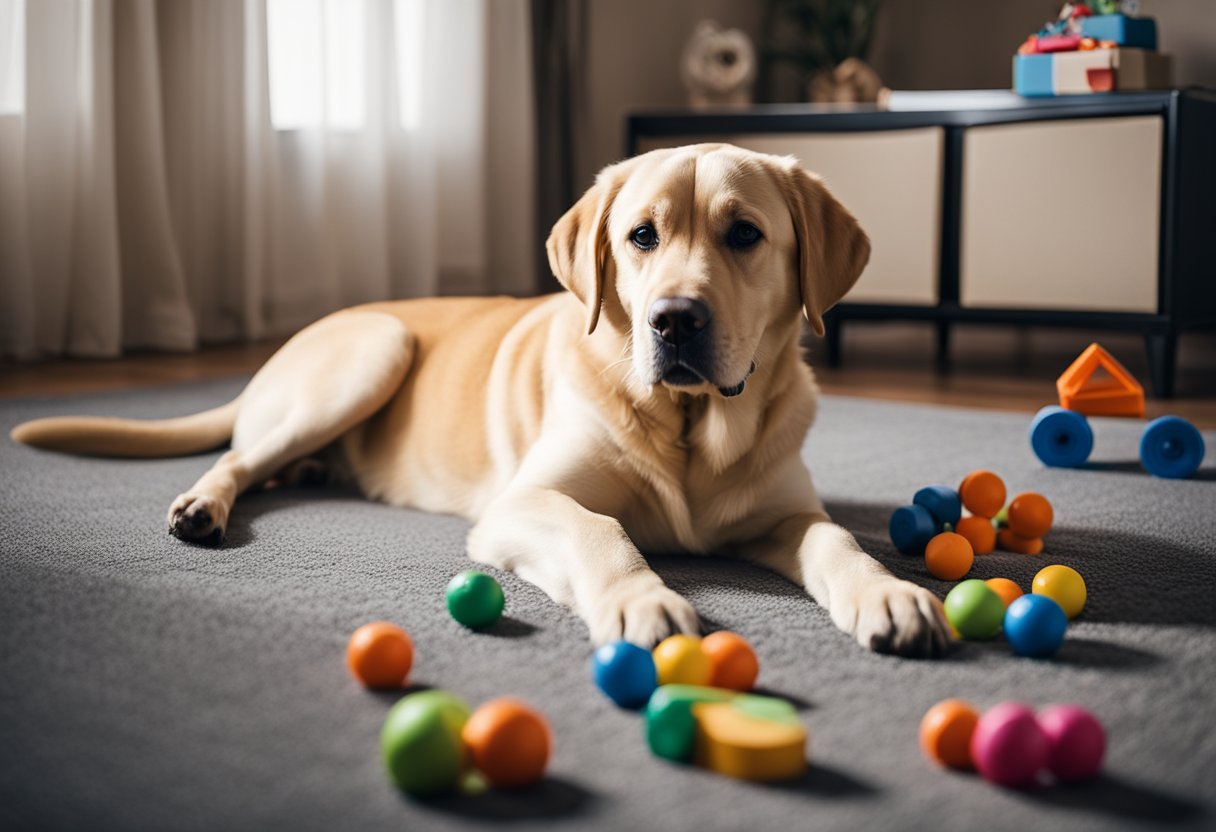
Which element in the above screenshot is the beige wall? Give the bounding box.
[578,0,1216,188]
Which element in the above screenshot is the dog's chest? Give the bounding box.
[618,441,768,555]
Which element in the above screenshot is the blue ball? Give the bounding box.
[1004,594,1068,658]
[1030,406,1094,469]
[1139,415,1205,479]
[889,504,937,556]
[592,641,657,709]
[913,485,962,528]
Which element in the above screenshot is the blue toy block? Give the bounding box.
[1014,54,1055,98]
[913,485,962,529]
[1079,15,1157,50]
[889,504,937,556]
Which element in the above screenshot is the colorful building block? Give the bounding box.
[692,700,807,782]
[1056,343,1145,418]
[1079,15,1157,50]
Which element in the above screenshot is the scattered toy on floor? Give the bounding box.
[923,699,1106,787]
[381,690,473,795]
[944,580,1005,639]
[1032,564,1087,619]
[985,577,1025,610]
[919,699,980,770]
[970,702,1050,787]
[462,698,553,788]
[701,631,760,692]
[652,634,712,686]
[925,531,975,581]
[347,621,414,689]
[446,570,505,629]
[1003,594,1068,658]
[1030,343,1205,479]
[592,640,659,709]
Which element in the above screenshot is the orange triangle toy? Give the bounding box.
[1056,343,1145,418]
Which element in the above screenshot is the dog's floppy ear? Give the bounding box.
[782,163,871,337]
[545,170,624,336]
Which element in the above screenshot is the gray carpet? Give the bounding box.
[2,377,1214,832]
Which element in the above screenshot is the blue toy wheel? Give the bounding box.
[1030,406,1094,468]
[1139,416,1205,479]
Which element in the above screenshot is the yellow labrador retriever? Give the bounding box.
[12,144,950,657]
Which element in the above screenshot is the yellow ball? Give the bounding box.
[652,634,711,686]
[1032,564,1087,619]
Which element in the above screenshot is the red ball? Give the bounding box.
[970,702,1049,788]
[1038,704,1106,782]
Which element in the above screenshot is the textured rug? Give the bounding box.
[1,377,1214,832]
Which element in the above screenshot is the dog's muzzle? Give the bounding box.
[647,297,752,396]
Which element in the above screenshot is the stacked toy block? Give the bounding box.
[1013,2,1172,97]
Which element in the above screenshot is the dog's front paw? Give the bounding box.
[843,580,952,658]
[587,577,700,647]
[167,493,227,546]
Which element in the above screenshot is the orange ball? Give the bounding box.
[462,698,552,788]
[702,631,759,692]
[958,470,1006,519]
[985,578,1024,610]
[1007,492,1053,539]
[998,529,1044,555]
[920,699,979,770]
[347,621,413,689]
[925,532,974,581]
[954,515,997,555]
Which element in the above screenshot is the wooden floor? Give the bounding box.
[3,323,1215,428]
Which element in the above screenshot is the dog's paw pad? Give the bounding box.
[853,580,952,659]
[167,494,227,545]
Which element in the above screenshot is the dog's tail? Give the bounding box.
[10,397,241,458]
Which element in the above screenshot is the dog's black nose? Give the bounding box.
[648,297,710,346]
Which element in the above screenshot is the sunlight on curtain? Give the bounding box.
[266,0,365,130]
[0,0,23,115]
[0,0,535,359]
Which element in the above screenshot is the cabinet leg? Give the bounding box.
[935,322,951,373]
[1144,332,1177,399]
[825,318,843,368]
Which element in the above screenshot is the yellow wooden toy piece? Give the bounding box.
[691,701,807,782]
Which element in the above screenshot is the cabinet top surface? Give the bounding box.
[629,89,1213,136]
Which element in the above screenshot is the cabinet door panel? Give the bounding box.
[961,116,1161,312]
[637,130,944,305]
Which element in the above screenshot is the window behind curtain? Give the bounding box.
[0,0,23,115]
[266,0,425,131]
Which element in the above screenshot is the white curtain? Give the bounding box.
[0,0,536,359]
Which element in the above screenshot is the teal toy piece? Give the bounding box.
[644,685,736,762]
[1004,594,1067,659]
[1139,415,1205,479]
[1030,405,1094,468]
[446,570,505,629]
[913,485,962,528]
[593,641,658,709]
[889,504,937,556]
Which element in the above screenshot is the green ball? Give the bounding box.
[381,690,471,795]
[944,579,1005,640]
[446,570,505,629]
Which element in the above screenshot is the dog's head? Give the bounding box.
[546,144,869,398]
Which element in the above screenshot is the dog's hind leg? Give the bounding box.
[168,311,413,544]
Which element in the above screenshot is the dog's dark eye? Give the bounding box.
[631,224,659,251]
[727,221,762,250]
